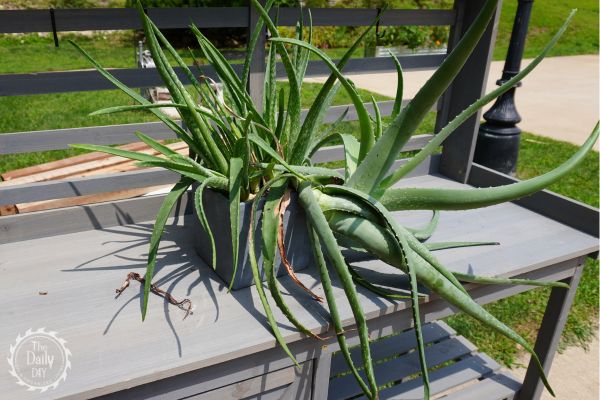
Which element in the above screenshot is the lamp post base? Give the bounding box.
[474,124,521,175]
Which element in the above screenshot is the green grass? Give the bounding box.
[445,134,599,367]
[494,0,599,60]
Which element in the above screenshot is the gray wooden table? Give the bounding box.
[1,170,597,399]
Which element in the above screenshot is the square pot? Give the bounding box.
[190,186,313,290]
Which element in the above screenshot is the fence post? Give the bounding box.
[474,0,534,175]
[436,0,502,183]
[247,1,266,111]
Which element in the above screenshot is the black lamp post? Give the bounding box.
[474,0,534,175]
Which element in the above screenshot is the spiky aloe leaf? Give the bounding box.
[452,272,569,289]
[382,9,577,187]
[227,155,243,291]
[308,224,374,398]
[407,210,440,241]
[380,122,599,211]
[291,18,380,165]
[142,177,193,320]
[389,50,404,119]
[298,182,378,399]
[338,133,360,180]
[272,37,374,163]
[425,241,498,251]
[194,178,219,269]
[347,0,500,194]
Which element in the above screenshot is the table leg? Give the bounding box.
[517,263,584,400]
[311,351,332,400]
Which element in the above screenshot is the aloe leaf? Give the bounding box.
[425,241,499,251]
[320,185,466,295]
[242,0,275,91]
[272,37,374,163]
[135,160,210,183]
[348,0,500,194]
[291,19,379,165]
[348,266,412,300]
[306,103,348,158]
[298,182,378,399]
[142,177,193,320]
[371,96,383,140]
[257,163,343,180]
[326,211,555,396]
[68,40,197,152]
[137,3,228,173]
[248,134,306,180]
[227,156,243,291]
[307,224,373,398]
[382,9,577,187]
[294,9,312,85]
[90,103,228,131]
[134,131,180,157]
[402,237,430,398]
[452,272,569,289]
[389,51,404,119]
[248,175,299,366]
[194,178,218,269]
[264,38,278,128]
[259,180,325,340]
[249,0,301,153]
[380,122,599,211]
[69,143,165,163]
[338,133,360,180]
[407,210,440,241]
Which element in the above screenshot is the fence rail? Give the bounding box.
[0,3,472,209]
[0,7,454,33]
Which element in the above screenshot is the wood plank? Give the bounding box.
[187,366,295,400]
[441,371,521,400]
[0,7,453,34]
[330,321,455,375]
[329,336,476,400]
[15,185,170,214]
[0,121,180,155]
[373,353,505,400]
[0,142,150,181]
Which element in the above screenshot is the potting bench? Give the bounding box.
[1,1,598,399]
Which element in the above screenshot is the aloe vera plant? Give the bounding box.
[70,1,599,398]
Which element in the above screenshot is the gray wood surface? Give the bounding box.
[0,173,597,399]
[437,0,501,183]
[441,371,521,400]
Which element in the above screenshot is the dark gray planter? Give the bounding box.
[190,186,313,290]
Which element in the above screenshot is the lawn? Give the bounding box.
[494,0,599,60]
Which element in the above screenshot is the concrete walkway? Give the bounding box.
[306,55,599,150]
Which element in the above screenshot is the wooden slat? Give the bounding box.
[329,321,455,376]
[329,335,476,400]
[373,353,507,400]
[440,371,521,400]
[0,121,180,155]
[1,100,404,155]
[0,54,443,97]
[275,8,455,27]
[189,366,295,400]
[0,7,454,34]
